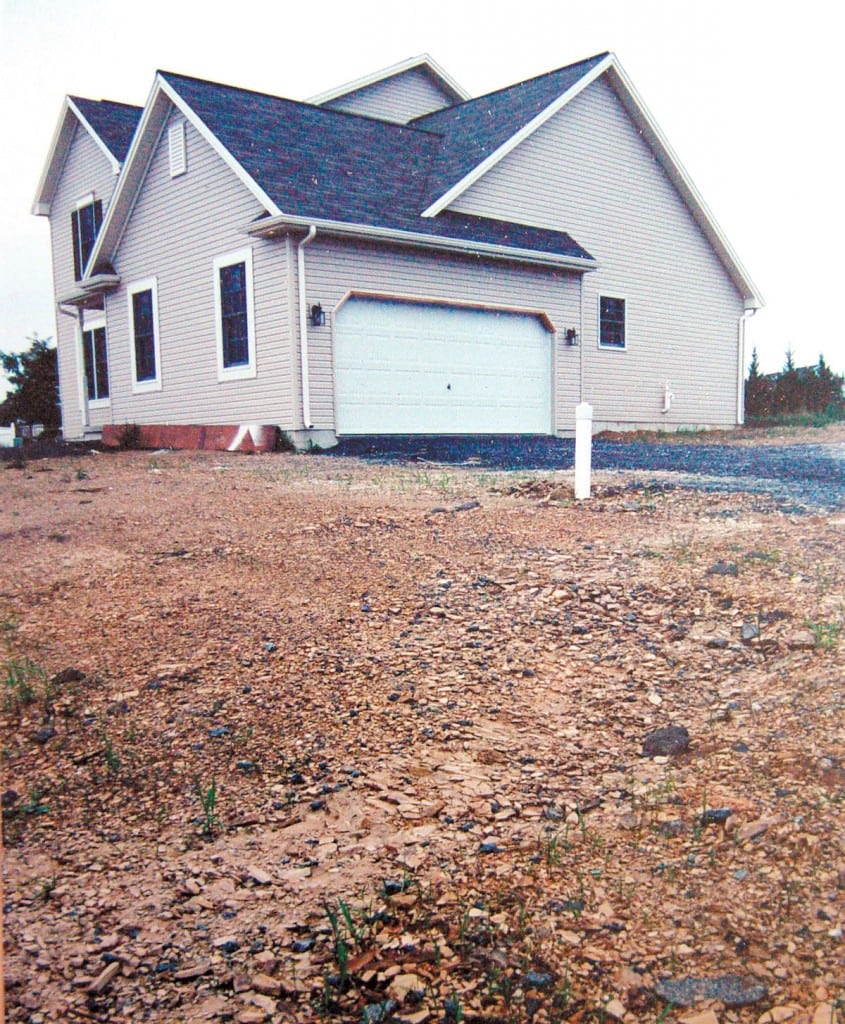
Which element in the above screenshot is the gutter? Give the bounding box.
[57,274,121,307]
[736,307,757,425]
[249,214,598,273]
[297,226,317,429]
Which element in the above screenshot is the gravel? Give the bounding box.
[326,435,845,511]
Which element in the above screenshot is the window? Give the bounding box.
[214,248,256,381]
[169,121,186,177]
[82,319,109,403]
[599,295,626,349]
[71,196,103,280]
[127,278,162,392]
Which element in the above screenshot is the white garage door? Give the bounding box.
[334,298,553,434]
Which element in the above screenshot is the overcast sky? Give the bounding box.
[1,0,843,388]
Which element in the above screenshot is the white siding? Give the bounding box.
[48,124,119,439]
[105,106,294,428]
[449,76,745,428]
[323,66,454,123]
[298,237,581,433]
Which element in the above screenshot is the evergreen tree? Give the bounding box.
[0,334,60,429]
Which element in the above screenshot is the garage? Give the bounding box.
[333,297,554,434]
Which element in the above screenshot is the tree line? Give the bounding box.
[745,348,845,423]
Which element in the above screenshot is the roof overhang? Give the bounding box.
[247,214,598,272]
[32,97,121,216]
[422,53,763,310]
[308,53,470,106]
[84,73,283,277]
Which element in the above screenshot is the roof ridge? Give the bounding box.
[69,95,143,112]
[158,69,448,138]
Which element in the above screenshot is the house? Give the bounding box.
[33,52,763,451]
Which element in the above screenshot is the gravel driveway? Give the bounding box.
[327,434,845,511]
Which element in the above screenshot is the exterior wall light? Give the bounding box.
[310,303,326,327]
[565,328,579,346]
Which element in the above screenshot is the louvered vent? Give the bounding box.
[169,121,186,177]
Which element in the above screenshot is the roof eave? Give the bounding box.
[58,273,121,306]
[85,73,283,277]
[247,214,597,271]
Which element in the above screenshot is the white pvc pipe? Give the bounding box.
[736,308,756,425]
[297,225,317,429]
[574,401,593,500]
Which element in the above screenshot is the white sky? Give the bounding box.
[1,0,843,388]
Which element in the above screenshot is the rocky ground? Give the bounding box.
[1,439,843,1024]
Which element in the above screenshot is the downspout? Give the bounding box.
[297,225,317,429]
[736,307,757,425]
[578,274,585,404]
[58,304,87,429]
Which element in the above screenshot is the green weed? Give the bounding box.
[3,657,43,711]
[194,778,220,837]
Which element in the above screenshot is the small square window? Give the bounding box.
[599,295,626,349]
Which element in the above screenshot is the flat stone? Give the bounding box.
[643,725,690,758]
[251,973,281,996]
[606,998,626,1019]
[387,973,424,1002]
[680,1011,720,1024]
[656,974,768,1008]
[245,865,273,885]
[174,960,212,981]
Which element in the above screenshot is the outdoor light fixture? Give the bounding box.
[310,303,326,327]
[565,328,579,346]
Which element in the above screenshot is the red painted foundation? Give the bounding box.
[101,424,279,453]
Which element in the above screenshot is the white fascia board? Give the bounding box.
[31,97,120,215]
[308,53,470,105]
[83,75,167,275]
[605,60,764,309]
[247,214,598,272]
[156,77,283,217]
[422,54,614,218]
[84,74,283,279]
[67,98,122,174]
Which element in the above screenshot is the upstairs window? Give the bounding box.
[71,196,103,280]
[82,321,109,403]
[128,278,162,392]
[599,295,626,349]
[214,248,256,381]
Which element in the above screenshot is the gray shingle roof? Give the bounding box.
[411,53,610,207]
[159,69,596,264]
[70,97,142,161]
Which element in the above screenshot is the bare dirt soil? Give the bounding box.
[2,443,843,1024]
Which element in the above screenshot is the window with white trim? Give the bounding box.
[71,195,103,280]
[599,295,626,349]
[81,312,109,403]
[169,121,186,177]
[127,278,162,392]
[214,248,256,381]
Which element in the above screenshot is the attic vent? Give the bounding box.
[169,121,186,177]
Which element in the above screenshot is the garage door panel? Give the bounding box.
[334,299,552,434]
